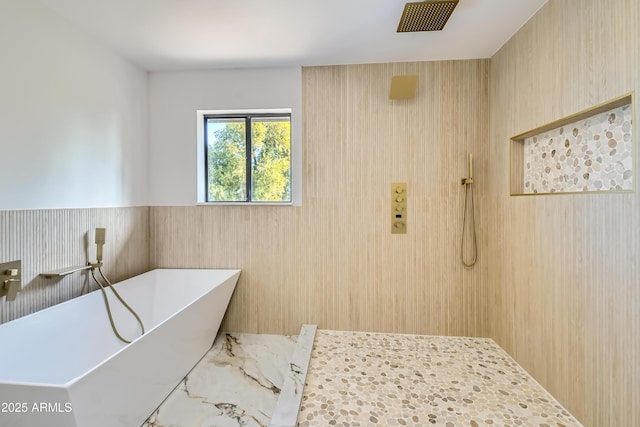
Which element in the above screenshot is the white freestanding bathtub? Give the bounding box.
[0,268,240,427]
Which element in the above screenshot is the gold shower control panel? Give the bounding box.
[391,182,407,234]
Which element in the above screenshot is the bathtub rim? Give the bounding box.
[0,268,240,388]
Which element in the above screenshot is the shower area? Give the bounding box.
[150,59,491,339]
[145,56,506,423]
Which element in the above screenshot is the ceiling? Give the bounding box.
[37,0,548,71]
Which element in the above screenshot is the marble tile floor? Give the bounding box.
[298,330,583,427]
[143,325,315,427]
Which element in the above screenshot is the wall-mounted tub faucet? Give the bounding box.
[40,228,108,278]
[0,260,22,301]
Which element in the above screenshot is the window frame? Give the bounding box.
[202,110,292,204]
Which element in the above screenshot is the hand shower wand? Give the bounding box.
[94,227,105,267]
[89,228,144,343]
[461,154,477,268]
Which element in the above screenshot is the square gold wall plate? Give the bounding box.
[390,75,418,100]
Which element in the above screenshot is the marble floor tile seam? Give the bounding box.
[270,324,317,427]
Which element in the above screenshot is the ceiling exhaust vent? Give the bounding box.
[397,0,459,32]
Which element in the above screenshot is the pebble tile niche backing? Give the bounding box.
[523,103,633,194]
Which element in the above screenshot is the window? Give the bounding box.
[204,112,291,203]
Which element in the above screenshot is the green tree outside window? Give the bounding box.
[206,115,291,202]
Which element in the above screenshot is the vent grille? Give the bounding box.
[397,0,459,32]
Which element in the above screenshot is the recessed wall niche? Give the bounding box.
[510,94,634,195]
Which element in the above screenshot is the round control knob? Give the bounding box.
[395,187,404,194]
[393,221,405,229]
[396,196,404,203]
[395,205,404,212]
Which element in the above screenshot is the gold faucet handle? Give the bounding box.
[4,279,20,301]
[0,261,21,301]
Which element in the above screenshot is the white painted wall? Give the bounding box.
[0,0,148,210]
[148,67,302,205]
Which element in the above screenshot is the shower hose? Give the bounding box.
[91,267,145,344]
[461,181,477,268]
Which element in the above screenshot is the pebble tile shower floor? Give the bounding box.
[298,330,583,427]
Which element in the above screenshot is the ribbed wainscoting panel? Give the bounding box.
[0,207,150,323]
[488,0,640,425]
[151,60,490,338]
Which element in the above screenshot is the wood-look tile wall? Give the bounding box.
[151,60,490,337]
[488,0,640,425]
[0,207,150,323]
